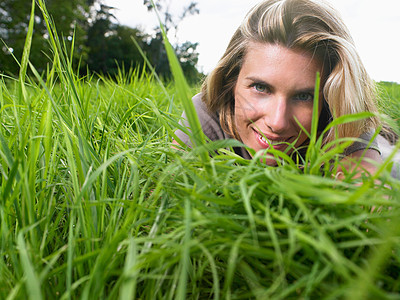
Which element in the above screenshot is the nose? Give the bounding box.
[264,97,291,134]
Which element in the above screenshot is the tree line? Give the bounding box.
[0,0,201,82]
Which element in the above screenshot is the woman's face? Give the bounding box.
[234,42,323,165]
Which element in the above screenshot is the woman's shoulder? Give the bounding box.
[343,131,380,156]
[377,134,400,178]
[191,93,213,120]
[346,131,400,179]
[175,93,229,147]
[191,93,228,141]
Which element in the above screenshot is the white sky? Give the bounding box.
[104,0,400,83]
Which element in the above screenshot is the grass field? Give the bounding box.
[378,81,400,131]
[1,1,400,299]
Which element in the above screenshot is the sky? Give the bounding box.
[104,0,400,83]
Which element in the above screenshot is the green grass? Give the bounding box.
[377,81,400,131]
[1,1,400,299]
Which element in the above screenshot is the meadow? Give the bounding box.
[1,1,400,299]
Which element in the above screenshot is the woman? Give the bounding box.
[174,0,387,176]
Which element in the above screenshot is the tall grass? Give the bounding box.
[1,1,400,299]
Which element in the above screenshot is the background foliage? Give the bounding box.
[0,0,201,81]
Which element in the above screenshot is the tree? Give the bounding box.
[143,1,199,35]
[85,4,148,76]
[0,0,202,81]
[0,0,96,75]
[142,0,201,82]
[176,41,201,83]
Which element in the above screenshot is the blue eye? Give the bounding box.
[294,93,313,101]
[252,83,267,93]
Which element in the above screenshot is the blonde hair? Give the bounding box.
[202,0,380,146]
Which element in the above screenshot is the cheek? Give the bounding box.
[234,101,248,134]
[234,93,262,123]
[234,95,253,123]
[293,107,315,131]
[294,97,324,131]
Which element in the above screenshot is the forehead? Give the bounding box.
[240,42,323,85]
[244,42,322,66]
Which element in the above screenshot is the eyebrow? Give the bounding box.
[245,76,273,90]
[245,76,316,94]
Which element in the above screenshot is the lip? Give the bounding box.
[252,128,291,150]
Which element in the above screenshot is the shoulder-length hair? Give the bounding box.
[201,0,380,146]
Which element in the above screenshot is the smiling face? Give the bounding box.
[233,42,323,165]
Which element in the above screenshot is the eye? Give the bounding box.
[251,83,268,93]
[293,93,313,101]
